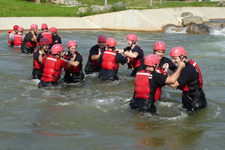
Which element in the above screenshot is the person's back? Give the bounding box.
[98,38,128,81]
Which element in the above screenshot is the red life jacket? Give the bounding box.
[13,34,23,47]
[189,59,203,88]
[33,48,45,70]
[91,58,99,66]
[42,31,53,44]
[42,55,59,82]
[178,60,202,92]
[25,32,37,48]
[8,30,14,44]
[134,70,152,99]
[64,52,82,73]
[128,45,144,69]
[101,50,119,71]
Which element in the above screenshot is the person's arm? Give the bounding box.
[165,61,185,84]
[31,30,37,42]
[38,51,44,64]
[91,48,101,60]
[10,35,14,42]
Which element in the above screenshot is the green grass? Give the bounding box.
[0,0,220,17]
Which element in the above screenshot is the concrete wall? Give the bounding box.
[1,7,225,32]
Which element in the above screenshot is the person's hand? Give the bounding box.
[71,53,76,61]
[179,61,186,69]
[39,50,43,55]
[31,30,34,35]
[98,48,102,55]
[163,63,169,72]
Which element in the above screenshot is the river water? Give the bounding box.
[0,28,225,149]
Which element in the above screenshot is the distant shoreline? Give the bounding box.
[1,7,225,32]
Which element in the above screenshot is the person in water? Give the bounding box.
[63,40,84,83]
[153,41,177,101]
[21,24,38,54]
[98,38,129,81]
[38,44,80,88]
[130,54,185,112]
[8,25,19,45]
[37,23,56,49]
[10,27,25,47]
[116,34,145,77]
[50,27,61,44]
[85,35,106,74]
[168,47,207,112]
[32,38,50,80]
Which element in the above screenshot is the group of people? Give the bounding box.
[8,23,207,113]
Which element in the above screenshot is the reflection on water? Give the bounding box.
[0,29,224,149]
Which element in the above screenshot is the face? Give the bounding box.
[98,42,106,49]
[127,40,133,47]
[172,56,181,66]
[69,46,77,55]
[33,28,38,34]
[42,44,49,52]
[154,50,165,60]
[14,29,18,34]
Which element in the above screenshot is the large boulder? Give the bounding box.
[77,7,90,14]
[186,24,212,34]
[206,23,225,31]
[182,16,204,26]
[181,12,193,18]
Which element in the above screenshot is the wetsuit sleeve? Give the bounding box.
[177,67,192,87]
[56,35,62,44]
[167,59,177,71]
[52,33,57,42]
[116,53,128,65]
[89,46,99,57]
[36,33,43,43]
[10,35,14,42]
[153,72,167,86]
[34,51,40,62]
[25,33,33,42]
[75,54,83,64]
[123,47,130,52]
[133,46,143,59]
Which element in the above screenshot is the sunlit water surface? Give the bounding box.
[0,29,225,149]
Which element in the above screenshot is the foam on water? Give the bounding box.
[164,26,188,34]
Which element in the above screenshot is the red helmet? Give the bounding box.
[13,25,19,30]
[170,47,186,57]
[98,35,106,42]
[30,24,38,30]
[106,38,116,47]
[144,54,159,66]
[51,44,64,54]
[50,27,57,33]
[153,41,166,51]
[67,40,77,49]
[40,38,50,46]
[41,23,48,29]
[18,27,24,32]
[126,34,137,43]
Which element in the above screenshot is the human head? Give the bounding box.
[144,54,159,68]
[40,38,50,51]
[50,27,57,34]
[30,24,38,33]
[153,41,166,60]
[106,38,116,48]
[98,35,106,49]
[41,23,48,31]
[126,34,137,48]
[170,47,187,66]
[67,40,77,55]
[18,27,24,32]
[13,25,19,34]
[51,44,64,55]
